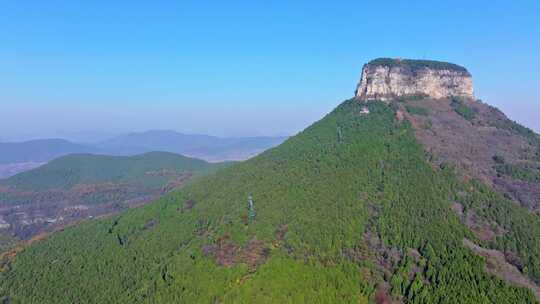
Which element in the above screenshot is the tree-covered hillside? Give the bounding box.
[0,151,225,192]
[0,152,232,251]
[1,100,538,303]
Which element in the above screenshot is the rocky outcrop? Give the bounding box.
[356,58,474,101]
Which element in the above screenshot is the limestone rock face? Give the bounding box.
[356,58,474,101]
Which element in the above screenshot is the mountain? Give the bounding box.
[0,133,285,178]
[0,151,224,191]
[97,130,287,162]
[0,152,230,251]
[1,59,539,303]
[0,139,98,164]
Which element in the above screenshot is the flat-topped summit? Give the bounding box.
[356,58,474,101]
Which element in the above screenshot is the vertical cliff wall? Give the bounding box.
[356,58,474,101]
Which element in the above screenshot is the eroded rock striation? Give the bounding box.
[356,58,474,101]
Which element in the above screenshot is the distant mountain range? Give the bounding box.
[0,131,287,178]
[0,139,96,164]
[96,130,287,162]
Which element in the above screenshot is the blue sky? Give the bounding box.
[1,1,539,141]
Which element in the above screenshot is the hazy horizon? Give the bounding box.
[2,1,539,140]
[0,127,291,144]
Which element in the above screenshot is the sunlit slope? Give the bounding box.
[1,100,537,303]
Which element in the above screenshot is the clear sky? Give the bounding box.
[1,1,539,141]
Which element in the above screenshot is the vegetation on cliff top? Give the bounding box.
[368,58,469,74]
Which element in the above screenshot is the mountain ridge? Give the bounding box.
[0,132,287,178]
[0,151,223,191]
[0,139,98,164]
[97,130,287,162]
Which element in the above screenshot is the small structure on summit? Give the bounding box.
[360,107,370,115]
[355,58,474,101]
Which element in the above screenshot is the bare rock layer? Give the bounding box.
[356,58,474,101]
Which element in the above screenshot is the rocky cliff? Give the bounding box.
[356,58,474,101]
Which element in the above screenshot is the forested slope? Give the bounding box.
[1,151,223,192]
[1,100,538,303]
[0,152,231,250]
